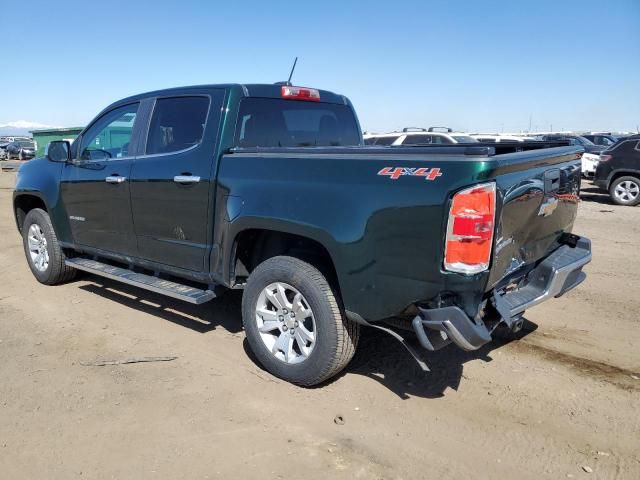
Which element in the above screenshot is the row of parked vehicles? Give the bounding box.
[0,137,36,161]
[365,129,640,206]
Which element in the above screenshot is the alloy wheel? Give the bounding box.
[27,224,49,272]
[255,282,317,364]
[614,180,639,203]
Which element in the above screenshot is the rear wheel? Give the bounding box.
[609,176,640,206]
[22,208,76,285]
[242,256,359,386]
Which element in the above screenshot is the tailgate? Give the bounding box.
[487,146,583,288]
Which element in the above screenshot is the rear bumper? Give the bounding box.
[412,236,592,351]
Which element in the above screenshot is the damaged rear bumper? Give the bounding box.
[412,236,592,352]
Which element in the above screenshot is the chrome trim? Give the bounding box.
[173,175,201,184]
[105,175,127,184]
[135,142,200,160]
[509,239,592,316]
[70,156,135,165]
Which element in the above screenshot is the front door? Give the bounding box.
[130,92,224,272]
[60,103,139,256]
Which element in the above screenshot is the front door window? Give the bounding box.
[79,103,139,161]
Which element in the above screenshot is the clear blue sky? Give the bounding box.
[1,0,638,133]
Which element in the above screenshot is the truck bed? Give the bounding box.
[220,144,583,321]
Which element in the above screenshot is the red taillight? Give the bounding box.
[445,182,496,275]
[281,85,321,102]
[599,154,613,162]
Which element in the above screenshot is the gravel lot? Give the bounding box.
[0,172,638,480]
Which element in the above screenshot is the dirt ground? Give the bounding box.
[0,172,638,480]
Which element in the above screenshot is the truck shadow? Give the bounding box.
[241,320,538,399]
[338,324,537,399]
[78,275,537,399]
[78,277,244,334]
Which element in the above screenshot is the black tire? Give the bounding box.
[609,176,640,206]
[242,256,359,386]
[22,208,76,285]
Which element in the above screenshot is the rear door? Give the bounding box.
[60,102,140,255]
[129,91,225,272]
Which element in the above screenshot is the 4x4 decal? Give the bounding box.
[378,167,442,181]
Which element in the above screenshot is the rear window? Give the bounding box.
[403,134,432,144]
[235,98,360,147]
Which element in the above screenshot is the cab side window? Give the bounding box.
[403,134,432,144]
[79,103,139,161]
[146,96,210,155]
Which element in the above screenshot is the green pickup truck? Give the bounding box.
[13,83,591,385]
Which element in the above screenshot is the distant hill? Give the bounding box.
[0,121,62,138]
[0,127,32,137]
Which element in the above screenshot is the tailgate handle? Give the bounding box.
[544,169,560,193]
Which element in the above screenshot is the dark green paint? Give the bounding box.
[13,84,583,322]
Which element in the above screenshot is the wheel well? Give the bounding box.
[609,171,640,188]
[233,229,340,292]
[14,195,47,233]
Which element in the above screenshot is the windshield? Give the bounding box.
[452,135,479,143]
[18,141,35,148]
[235,98,361,147]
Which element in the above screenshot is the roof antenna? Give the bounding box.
[275,57,298,86]
[287,57,298,85]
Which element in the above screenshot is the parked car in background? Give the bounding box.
[540,134,604,178]
[594,136,640,206]
[364,127,479,146]
[0,136,31,143]
[0,141,10,160]
[6,140,36,160]
[470,134,527,142]
[582,133,623,147]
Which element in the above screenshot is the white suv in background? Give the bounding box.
[364,127,479,145]
[470,134,529,142]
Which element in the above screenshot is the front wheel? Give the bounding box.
[609,176,640,206]
[22,208,76,285]
[242,256,359,386]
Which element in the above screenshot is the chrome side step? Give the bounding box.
[65,258,215,304]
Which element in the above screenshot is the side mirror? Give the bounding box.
[45,140,71,163]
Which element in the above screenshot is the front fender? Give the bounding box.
[13,158,71,243]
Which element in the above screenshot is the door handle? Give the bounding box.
[173,175,201,184]
[105,175,127,184]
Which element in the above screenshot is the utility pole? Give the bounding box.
[528,113,532,132]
